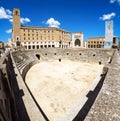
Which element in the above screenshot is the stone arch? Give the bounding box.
[16,41,21,46]
[36,54,40,60]
[75,39,81,46]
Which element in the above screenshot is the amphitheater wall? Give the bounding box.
[0,53,19,121]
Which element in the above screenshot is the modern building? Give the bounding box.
[12,8,70,50]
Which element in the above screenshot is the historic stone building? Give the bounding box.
[0,41,4,49]
[71,32,84,48]
[12,8,70,50]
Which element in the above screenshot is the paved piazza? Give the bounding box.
[25,60,104,121]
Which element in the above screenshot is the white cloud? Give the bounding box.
[6,9,12,14]
[0,7,12,19]
[99,12,116,21]
[110,0,120,5]
[9,19,13,23]
[6,29,12,34]
[110,0,116,3]
[20,17,31,24]
[46,18,60,28]
[9,17,31,24]
[0,6,31,24]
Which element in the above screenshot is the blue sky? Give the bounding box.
[0,0,120,42]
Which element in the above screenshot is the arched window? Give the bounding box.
[15,10,18,15]
[16,36,20,41]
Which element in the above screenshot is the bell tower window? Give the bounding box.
[16,36,20,41]
[16,11,18,15]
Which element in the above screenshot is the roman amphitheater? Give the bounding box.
[0,48,120,121]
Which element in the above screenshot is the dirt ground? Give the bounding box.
[25,60,103,121]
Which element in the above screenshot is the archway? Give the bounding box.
[75,39,81,46]
[36,54,40,60]
[16,41,21,46]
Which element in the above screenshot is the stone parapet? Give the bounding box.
[84,50,120,121]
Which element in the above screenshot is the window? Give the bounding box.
[37,45,39,49]
[33,45,35,49]
[113,38,116,44]
[17,37,19,41]
[15,11,18,15]
[28,45,31,49]
[16,36,20,41]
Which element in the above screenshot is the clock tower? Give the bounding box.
[12,8,21,46]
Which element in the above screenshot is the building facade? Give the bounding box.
[87,36,118,48]
[12,8,70,50]
[0,41,4,49]
[71,32,84,48]
[87,37,105,48]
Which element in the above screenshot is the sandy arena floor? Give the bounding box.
[25,60,103,121]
